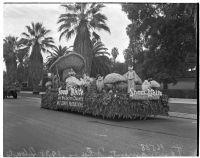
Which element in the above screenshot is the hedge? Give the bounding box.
[162,89,197,99]
[41,90,169,120]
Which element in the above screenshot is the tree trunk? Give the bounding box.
[5,56,17,84]
[17,63,25,83]
[28,75,33,89]
[74,21,93,76]
[29,41,43,93]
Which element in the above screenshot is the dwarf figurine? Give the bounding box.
[52,74,59,89]
[96,74,104,93]
[68,68,76,77]
[45,81,52,92]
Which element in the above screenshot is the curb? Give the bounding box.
[168,112,197,120]
[168,98,197,105]
[19,91,46,95]
[19,91,32,94]
[168,100,197,105]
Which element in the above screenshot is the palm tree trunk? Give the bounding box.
[74,21,93,75]
[17,62,25,83]
[5,57,17,84]
[29,41,43,93]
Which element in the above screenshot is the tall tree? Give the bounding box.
[90,39,111,77]
[3,36,18,84]
[123,48,135,67]
[4,36,30,84]
[21,22,55,93]
[111,47,119,64]
[45,45,73,69]
[16,46,30,83]
[122,3,197,88]
[58,3,110,75]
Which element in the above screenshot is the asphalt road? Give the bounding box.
[3,96,198,156]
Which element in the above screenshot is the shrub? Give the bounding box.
[162,89,197,99]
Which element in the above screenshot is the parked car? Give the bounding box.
[3,82,21,99]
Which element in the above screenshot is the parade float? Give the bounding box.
[41,52,169,120]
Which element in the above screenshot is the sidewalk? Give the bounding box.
[20,91,32,94]
[168,112,197,120]
[19,91,45,94]
[168,98,197,105]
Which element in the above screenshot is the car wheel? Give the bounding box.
[13,92,17,99]
[3,91,7,99]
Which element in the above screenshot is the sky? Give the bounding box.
[3,3,131,67]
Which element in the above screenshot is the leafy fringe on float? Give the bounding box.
[41,91,169,120]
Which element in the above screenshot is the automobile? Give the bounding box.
[21,81,28,88]
[3,82,21,99]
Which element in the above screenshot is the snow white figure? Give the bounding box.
[125,66,137,93]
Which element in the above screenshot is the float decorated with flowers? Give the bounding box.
[41,52,169,120]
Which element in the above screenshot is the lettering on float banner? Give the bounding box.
[130,88,162,97]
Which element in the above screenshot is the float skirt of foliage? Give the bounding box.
[41,91,169,120]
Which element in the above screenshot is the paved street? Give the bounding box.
[4,96,197,156]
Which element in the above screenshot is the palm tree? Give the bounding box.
[21,22,55,93]
[90,39,111,77]
[58,3,110,75]
[4,36,30,85]
[3,36,18,84]
[16,47,29,83]
[45,45,73,69]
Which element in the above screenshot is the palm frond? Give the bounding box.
[42,37,55,45]
[42,43,56,49]
[93,13,108,23]
[35,22,43,35]
[59,29,69,41]
[86,3,105,15]
[66,29,75,40]
[45,45,72,69]
[21,32,30,39]
[61,4,79,12]
[92,31,100,41]
[89,3,97,11]
[31,22,35,32]
[58,13,78,20]
[94,23,111,33]
[19,38,30,45]
[25,25,35,36]
[39,29,51,38]
[58,23,71,32]
[92,40,110,57]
